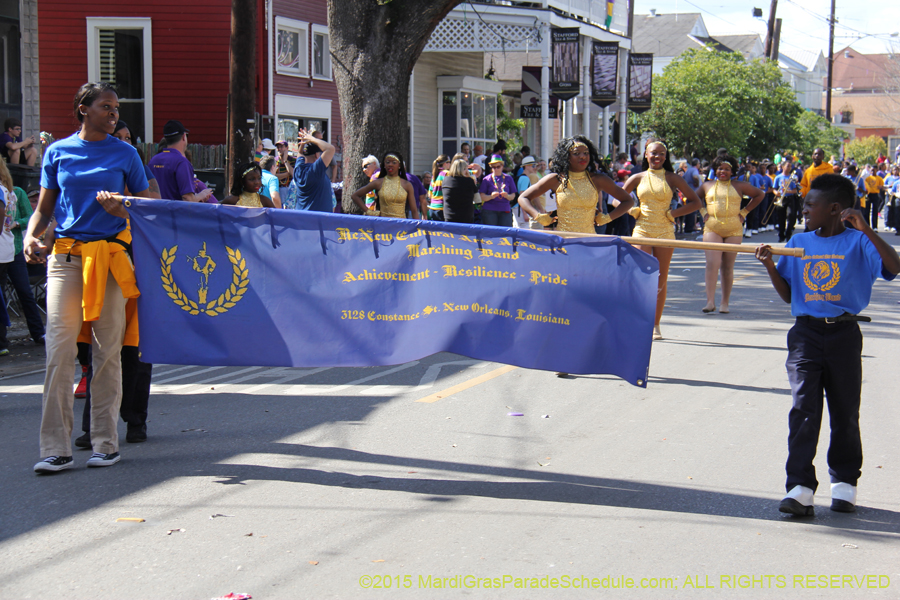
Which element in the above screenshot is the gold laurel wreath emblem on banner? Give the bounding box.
[803,261,840,293]
[160,245,250,316]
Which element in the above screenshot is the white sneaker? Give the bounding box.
[86,452,121,468]
[34,456,74,473]
[831,482,857,513]
[779,485,814,516]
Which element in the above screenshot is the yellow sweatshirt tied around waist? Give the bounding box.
[53,229,140,322]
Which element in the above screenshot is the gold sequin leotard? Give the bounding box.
[632,169,675,240]
[237,192,263,207]
[555,170,599,234]
[705,180,743,238]
[379,175,408,218]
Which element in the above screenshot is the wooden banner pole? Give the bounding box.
[548,230,804,257]
[114,195,803,258]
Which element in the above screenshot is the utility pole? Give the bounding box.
[772,18,782,63]
[764,0,778,60]
[825,0,836,121]
[227,0,257,189]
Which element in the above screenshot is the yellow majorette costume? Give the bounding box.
[704,180,744,238]
[378,175,408,219]
[236,191,263,208]
[555,170,599,234]
[632,168,675,240]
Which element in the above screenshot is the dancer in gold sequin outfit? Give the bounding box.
[697,155,764,314]
[222,162,275,208]
[622,141,703,340]
[518,136,635,378]
[351,152,420,219]
[518,136,634,235]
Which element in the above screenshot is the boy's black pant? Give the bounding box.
[785,318,863,493]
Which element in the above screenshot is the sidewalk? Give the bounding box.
[0,318,46,379]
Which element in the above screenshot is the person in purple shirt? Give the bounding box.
[147,120,213,202]
[405,171,426,218]
[478,154,516,227]
[1,118,38,166]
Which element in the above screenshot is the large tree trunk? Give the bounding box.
[328,0,461,213]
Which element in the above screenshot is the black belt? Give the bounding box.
[799,313,871,324]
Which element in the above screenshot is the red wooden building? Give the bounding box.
[265,0,341,174]
[36,1,274,147]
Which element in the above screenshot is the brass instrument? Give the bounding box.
[761,173,796,226]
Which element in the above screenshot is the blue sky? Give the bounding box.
[633,0,900,56]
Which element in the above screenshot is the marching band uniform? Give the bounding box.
[632,168,675,240]
[555,170,600,234]
[703,180,744,239]
[236,191,263,208]
[378,175,408,219]
[774,172,801,243]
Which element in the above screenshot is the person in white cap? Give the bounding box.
[515,156,542,228]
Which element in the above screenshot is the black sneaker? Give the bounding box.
[74,433,92,449]
[86,452,121,467]
[34,456,74,473]
[126,424,147,443]
[779,498,814,516]
[830,499,856,513]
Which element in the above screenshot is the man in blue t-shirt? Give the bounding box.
[147,120,213,203]
[755,174,900,517]
[292,129,335,212]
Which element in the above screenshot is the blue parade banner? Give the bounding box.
[125,200,659,387]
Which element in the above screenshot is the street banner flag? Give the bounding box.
[521,66,559,119]
[627,53,653,113]
[551,28,581,101]
[591,41,619,107]
[125,200,658,386]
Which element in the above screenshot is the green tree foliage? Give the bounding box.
[844,135,888,166]
[637,49,802,158]
[792,111,848,158]
[496,93,525,156]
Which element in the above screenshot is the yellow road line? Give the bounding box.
[416,364,518,403]
[735,272,755,282]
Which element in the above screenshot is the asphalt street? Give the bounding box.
[1,229,898,599]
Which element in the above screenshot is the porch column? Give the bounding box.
[602,105,610,157]
[582,36,591,139]
[618,47,628,154]
[540,21,551,163]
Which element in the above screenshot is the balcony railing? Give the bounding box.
[468,0,629,34]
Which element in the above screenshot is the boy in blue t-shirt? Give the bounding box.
[755,174,900,517]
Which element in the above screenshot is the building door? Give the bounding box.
[0,1,22,123]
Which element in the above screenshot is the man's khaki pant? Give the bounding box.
[39,254,126,457]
